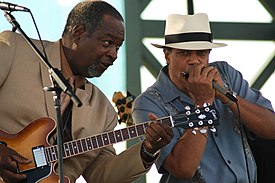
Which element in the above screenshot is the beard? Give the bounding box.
[87,63,103,78]
[87,63,105,78]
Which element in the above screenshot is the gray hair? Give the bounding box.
[62,0,124,37]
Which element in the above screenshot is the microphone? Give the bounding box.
[181,72,238,102]
[212,82,237,102]
[0,2,30,12]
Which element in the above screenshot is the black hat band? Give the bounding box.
[165,32,213,44]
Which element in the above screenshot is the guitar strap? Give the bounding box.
[61,100,73,143]
[50,99,73,145]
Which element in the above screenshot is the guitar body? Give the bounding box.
[0,117,70,183]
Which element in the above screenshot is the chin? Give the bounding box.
[87,73,103,78]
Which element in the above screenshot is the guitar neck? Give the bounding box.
[44,104,219,163]
[45,116,174,163]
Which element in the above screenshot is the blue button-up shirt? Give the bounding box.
[132,61,274,183]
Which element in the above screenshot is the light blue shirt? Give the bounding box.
[132,61,274,183]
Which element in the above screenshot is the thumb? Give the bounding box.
[148,113,158,121]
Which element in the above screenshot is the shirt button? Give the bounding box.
[227,160,231,164]
[214,133,218,137]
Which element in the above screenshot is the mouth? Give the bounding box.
[100,62,113,69]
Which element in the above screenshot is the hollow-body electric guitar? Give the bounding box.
[0,103,219,182]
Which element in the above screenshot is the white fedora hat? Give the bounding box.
[152,13,227,50]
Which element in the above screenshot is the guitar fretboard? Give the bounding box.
[43,104,219,163]
[44,116,174,163]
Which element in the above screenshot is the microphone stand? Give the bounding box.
[4,11,82,183]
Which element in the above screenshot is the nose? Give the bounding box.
[107,47,118,60]
[188,51,200,64]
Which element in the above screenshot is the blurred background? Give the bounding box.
[0,0,274,182]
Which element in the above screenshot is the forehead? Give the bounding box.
[93,15,125,41]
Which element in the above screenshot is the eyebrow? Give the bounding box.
[105,33,124,44]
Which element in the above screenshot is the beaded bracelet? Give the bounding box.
[141,142,160,159]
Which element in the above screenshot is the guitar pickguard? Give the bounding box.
[19,165,52,183]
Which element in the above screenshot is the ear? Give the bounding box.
[164,49,171,64]
[71,24,86,44]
